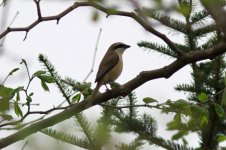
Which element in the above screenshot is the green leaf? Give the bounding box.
[200,116,208,127]
[37,75,55,83]
[224,72,226,85]
[0,114,13,121]
[0,86,14,111]
[29,93,34,96]
[174,113,181,122]
[198,92,208,102]
[213,103,225,119]
[0,98,10,112]
[221,89,226,107]
[172,99,189,107]
[0,86,14,98]
[143,97,157,104]
[172,130,188,140]
[167,120,185,130]
[14,102,23,117]
[10,86,24,100]
[72,93,81,102]
[177,2,191,17]
[8,68,19,76]
[16,92,20,102]
[217,134,226,142]
[190,105,208,116]
[41,80,49,92]
[26,96,32,102]
[33,70,46,77]
[222,73,226,106]
[182,138,188,145]
[13,86,24,93]
[167,99,190,111]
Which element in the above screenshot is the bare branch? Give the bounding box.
[100,103,162,110]
[83,28,102,82]
[34,0,42,19]
[0,1,183,56]
[0,41,225,149]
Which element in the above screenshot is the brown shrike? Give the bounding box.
[92,42,130,97]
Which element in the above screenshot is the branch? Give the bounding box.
[0,1,184,57]
[34,0,42,19]
[0,41,225,149]
[0,105,71,128]
[100,103,162,110]
[83,28,102,82]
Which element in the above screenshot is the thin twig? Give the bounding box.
[0,1,183,57]
[10,99,69,130]
[0,11,19,46]
[0,105,72,128]
[83,28,102,82]
[100,103,162,110]
[21,141,28,150]
[1,74,10,85]
[0,0,7,6]
[34,0,42,19]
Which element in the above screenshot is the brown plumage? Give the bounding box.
[92,42,130,97]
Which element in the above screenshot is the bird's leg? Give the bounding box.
[104,84,110,91]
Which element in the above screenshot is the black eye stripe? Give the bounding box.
[114,44,126,49]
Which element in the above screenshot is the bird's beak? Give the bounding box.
[124,44,131,49]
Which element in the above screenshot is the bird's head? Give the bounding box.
[109,42,130,54]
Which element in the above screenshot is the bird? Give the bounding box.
[92,42,130,97]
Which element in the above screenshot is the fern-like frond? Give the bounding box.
[114,113,157,138]
[197,32,222,50]
[174,42,189,52]
[138,41,177,58]
[38,54,73,104]
[93,104,113,147]
[147,136,194,150]
[175,84,195,93]
[139,113,157,137]
[116,138,143,150]
[74,113,95,146]
[142,7,187,33]
[127,92,138,120]
[41,128,90,149]
[191,10,209,24]
[193,24,217,38]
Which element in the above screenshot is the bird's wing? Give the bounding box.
[95,52,119,83]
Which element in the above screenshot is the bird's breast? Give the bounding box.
[103,55,123,84]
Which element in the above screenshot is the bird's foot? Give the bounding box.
[109,82,121,88]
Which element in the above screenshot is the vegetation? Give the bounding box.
[0,0,225,149]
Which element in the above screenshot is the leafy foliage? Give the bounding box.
[41,128,90,149]
[38,54,74,103]
[138,0,226,149]
[0,0,225,150]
